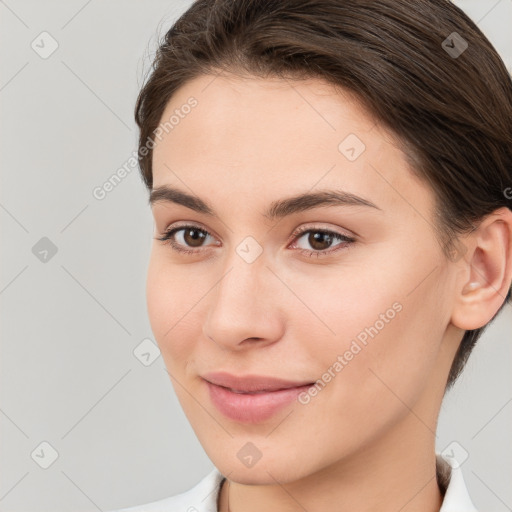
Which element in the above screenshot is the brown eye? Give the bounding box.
[291,228,355,258]
[182,227,208,248]
[156,225,216,254]
[306,231,336,251]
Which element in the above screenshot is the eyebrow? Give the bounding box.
[149,185,381,221]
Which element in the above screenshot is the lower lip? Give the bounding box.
[205,380,314,423]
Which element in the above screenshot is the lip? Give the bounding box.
[202,371,315,423]
[202,371,314,392]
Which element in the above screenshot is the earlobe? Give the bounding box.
[451,208,512,331]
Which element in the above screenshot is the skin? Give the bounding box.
[147,72,512,512]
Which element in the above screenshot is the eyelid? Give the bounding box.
[161,220,356,240]
[289,223,357,241]
[159,221,217,241]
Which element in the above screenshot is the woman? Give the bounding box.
[113,0,512,510]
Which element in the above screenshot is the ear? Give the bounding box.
[451,207,512,331]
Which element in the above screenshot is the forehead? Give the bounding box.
[151,73,433,222]
[154,73,380,164]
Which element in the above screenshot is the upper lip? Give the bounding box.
[202,371,314,393]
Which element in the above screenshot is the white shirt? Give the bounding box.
[110,455,478,512]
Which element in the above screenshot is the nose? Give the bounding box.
[202,252,285,351]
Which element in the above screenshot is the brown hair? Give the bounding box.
[134,0,512,388]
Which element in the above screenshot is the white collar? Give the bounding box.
[437,454,478,512]
[112,454,478,511]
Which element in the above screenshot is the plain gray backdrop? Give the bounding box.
[1,1,511,511]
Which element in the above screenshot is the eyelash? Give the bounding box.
[155,223,355,258]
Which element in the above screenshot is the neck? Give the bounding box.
[219,415,443,512]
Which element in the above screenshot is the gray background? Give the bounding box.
[1,1,511,511]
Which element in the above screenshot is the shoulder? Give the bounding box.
[107,468,225,512]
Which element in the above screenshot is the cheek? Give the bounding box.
[146,252,198,367]
[330,289,446,448]
[291,248,448,415]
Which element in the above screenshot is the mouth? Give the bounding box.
[201,372,315,423]
[202,371,315,393]
[227,388,289,394]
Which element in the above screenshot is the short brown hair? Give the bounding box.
[134,0,512,388]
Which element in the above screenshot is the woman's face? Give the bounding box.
[147,73,461,483]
